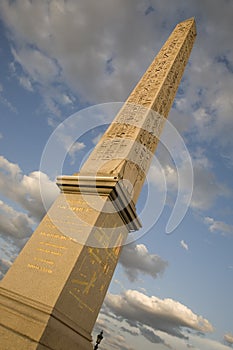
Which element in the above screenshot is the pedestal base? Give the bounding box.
[0,287,93,350]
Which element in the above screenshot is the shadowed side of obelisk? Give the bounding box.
[0,18,196,350]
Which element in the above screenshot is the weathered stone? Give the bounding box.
[0,18,196,350]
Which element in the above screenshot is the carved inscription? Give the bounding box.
[81,18,196,198]
[45,194,100,245]
[126,18,196,114]
[90,138,131,161]
[69,248,111,313]
[68,209,127,315]
[69,236,124,313]
[27,263,53,274]
[25,209,76,275]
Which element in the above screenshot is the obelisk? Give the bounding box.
[0,18,196,350]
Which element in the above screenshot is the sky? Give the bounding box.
[0,0,233,349]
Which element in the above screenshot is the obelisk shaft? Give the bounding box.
[80,18,196,201]
[0,19,196,350]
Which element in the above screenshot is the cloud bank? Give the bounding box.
[104,289,213,344]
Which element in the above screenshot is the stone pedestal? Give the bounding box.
[0,176,139,349]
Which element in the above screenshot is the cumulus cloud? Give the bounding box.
[0,155,60,262]
[0,0,161,116]
[204,217,233,236]
[0,200,33,240]
[0,0,232,183]
[11,46,59,85]
[104,289,213,344]
[0,155,59,221]
[224,333,233,346]
[1,0,233,220]
[119,243,168,282]
[0,0,232,155]
[0,153,61,256]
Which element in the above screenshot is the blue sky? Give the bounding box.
[0,1,233,349]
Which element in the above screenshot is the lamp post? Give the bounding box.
[94,330,103,349]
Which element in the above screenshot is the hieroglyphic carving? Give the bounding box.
[80,18,196,201]
[90,138,131,161]
[125,18,196,114]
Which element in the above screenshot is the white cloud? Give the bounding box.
[68,141,86,165]
[0,133,3,140]
[0,155,59,264]
[119,243,168,282]
[18,75,33,91]
[190,333,232,350]
[61,93,73,105]
[0,200,34,240]
[0,155,59,221]
[0,6,186,103]
[0,83,17,113]
[10,45,67,116]
[0,0,233,161]
[224,333,233,346]
[95,313,231,350]
[104,289,213,343]
[11,46,59,85]
[180,240,189,251]
[0,0,157,115]
[0,0,232,153]
[204,217,233,236]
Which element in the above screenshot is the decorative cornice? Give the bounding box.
[56,174,141,232]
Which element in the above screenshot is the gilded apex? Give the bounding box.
[176,17,197,36]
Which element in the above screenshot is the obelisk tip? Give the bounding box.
[176,17,197,35]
